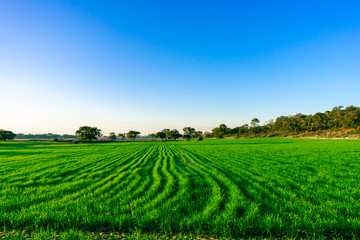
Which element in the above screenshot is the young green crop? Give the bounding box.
[1,139,360,239]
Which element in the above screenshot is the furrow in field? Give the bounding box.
[1,146,151,223]
[0,147,125,188]
[151,146,198,232]
[2,146,153,231]
[239,152,358,217]
[180,148,248,222]
[5,145,142,192]
[178,145,300,235]
[80,146,154,199]
[108,145,164,223]
[42,146,153,207]
[78,146,158,218]
[168,146,212,228]
[190,148,287,199]
[209,150,311,201]
[128,145,176,216]
[136,146,183,223]
[68,147,146,182]
[110,147,159,209]
[175,147,228,231]
[187,147,316,224]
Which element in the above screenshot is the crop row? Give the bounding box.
[1,139,360,238]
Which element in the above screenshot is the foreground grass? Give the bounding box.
[0,229,218,240]
[1,139,360,239]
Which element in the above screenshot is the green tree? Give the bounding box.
[183,127,195,140]
[155,132,166,141]
[212,127,224,139]
[330,106,344,130]
[203,131,212,138]
[108,132,117,140]
[250,118,260,128]
[161,129,171,139]
[194,130,203,139]
[75,126,102,144]
[118,133,126,141]
[343,106,360,128]
[212,124,229,139]
[0,130,16,141]
[219,124,230,134]
[249,118,261,136]
[126,130,140,141]
[169,129,182,141]
[235,124,249,138]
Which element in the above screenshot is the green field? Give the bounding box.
[1,139,360,239]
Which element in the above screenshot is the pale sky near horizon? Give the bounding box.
[1,1,360,135]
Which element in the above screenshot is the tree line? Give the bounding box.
[207,105,360,138]
[75,126,203,143]
[1,105,359,142]
[15,133,76,140]
[0,129,16,141]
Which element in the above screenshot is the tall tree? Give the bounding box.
[235,124,249,138]
[330,106,344,130]
[212,124,229,138]
[212,127,224,139]
[118,133,126,141]
[194,130,203,139]
[126,130,140,141]
[75,126,102,144]
[161,129,171,139]
[155,132,166,141]
[219,124,230,134]
[0,130,16,141]
[108,132,117,140]
[183,127,195,140]
[169,129,182,141]
[250,118,260,128]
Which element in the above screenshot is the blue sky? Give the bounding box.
[1,1,360,135]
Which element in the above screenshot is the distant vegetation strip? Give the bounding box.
[208,105,360,139]
[14,133,76,140]
[1,105,359,142]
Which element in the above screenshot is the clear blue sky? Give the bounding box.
[1,0,360,135]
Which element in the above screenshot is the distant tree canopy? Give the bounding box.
[208,105,360,138]
[15,133,76,140]
[250,118,260,128]
[183,127,195,140]
[271,106,360,133]
[161,129,171,139]
[75,126,102,144]
[126,130,140,141]
[0,129,16,141]
[118,133,126,141]
[212,124,230,139]
[12,105,359,143]
[108,132,117,140]
[168,129,182,141]
[194,131,203,139]
[155,132,166,141]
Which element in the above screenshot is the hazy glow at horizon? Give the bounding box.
[1,1,360,135]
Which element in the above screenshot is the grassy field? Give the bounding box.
[1,139,360,239]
